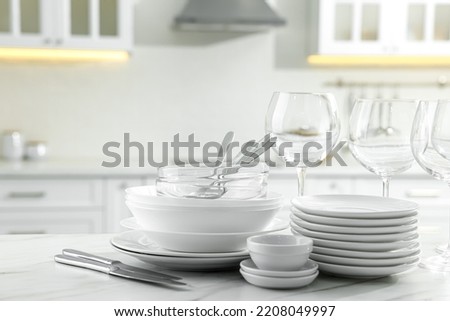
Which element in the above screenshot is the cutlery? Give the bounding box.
[61,249,182,280]
[55,254,187,286]
[187,135,275,199]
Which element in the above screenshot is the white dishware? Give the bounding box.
[126,199,281,233]
[156,163,268,200]
[247,234,312,271]
[25,141,47,161]
[292,229,419,252]
[348,99,418,197]
[2,130,24,161]
[265,92,340,196]
[113,246,248,271]
[120,217,289,253]
[292,195,418,218]
[310,252,420,267]
[126,186,284,208]
[291,207,418,227]
[316,258,419,278]
[240,269,318,289]
[313,243,420,259]
[411,99,450,272]
[111,230,249,258]
[290,223,418,243]
[240,259,318,278]
[290,214,417,234]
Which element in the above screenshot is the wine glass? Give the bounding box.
[411,99,450,272]
[265,92,340,196]
[348,99,418,197]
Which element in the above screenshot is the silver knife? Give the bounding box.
[62,249,182,280]
[55,254,186,287]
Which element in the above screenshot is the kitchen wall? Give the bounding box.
[0,0,449,161]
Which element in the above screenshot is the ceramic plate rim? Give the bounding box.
[292,195,418,218]
[111,230,250,258]
[240,259,318,278]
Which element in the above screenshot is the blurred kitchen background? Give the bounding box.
[0,0,449,235]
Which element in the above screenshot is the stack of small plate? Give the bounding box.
[290,195,420,278]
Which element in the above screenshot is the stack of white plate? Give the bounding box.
[110,186,288,271]
[290,195,421,278]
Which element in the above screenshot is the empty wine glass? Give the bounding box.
[411,99,450,272]
[265,92,340,196]
[349,99,418,197]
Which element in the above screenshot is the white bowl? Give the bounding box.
[120,217,289,253]
[247,234,313,271]
[126,200,282,233]
[126,186,284,208]
[128,199,283,212]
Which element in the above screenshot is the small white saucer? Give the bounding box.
[240,269,319,289]
[240,259,318,278]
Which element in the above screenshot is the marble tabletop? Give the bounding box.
[1,209,450,301]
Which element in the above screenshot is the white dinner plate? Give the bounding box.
[291,223,418,243]
[290,214,417,235]
[316,258,419,278]
[111,230,249,258]
[240,269,319,289]
[291,229,419,251]
[291,207,418,227]
[313,243,420,259]
[291,195,418,218]
[240,259,318,278]
[120,217,289,253]
[310,252,420,267]
[113,246,248,271]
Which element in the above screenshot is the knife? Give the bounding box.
[62,249,182,280]
[55,254,187,287]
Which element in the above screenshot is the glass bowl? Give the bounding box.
[156,163,269,200]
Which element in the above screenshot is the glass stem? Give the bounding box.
[296,166,307,197]
[446,184,450,253]
[382,176,391,198]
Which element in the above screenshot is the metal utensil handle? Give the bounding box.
[55,254,111,274]
[62,249,116,265]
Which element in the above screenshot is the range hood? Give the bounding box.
[174,0,286,32]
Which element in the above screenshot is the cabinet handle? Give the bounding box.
[405,189,442,198]
[8,230,46,234]
[7,191,46,199]
[43,38,51,45]
[55,38,63,45]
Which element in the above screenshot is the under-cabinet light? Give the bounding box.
[0,48,129,62]
[307,55,450,67]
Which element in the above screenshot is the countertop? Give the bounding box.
[0,156,431,178]
[1,211,449,301]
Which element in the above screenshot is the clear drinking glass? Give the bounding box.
[265,92,340,196]
[349,99,418,197]
[411,99,450,272]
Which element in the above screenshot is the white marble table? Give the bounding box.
[1,210,450,301]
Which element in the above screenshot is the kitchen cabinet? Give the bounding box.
[318,0,450,55]
[0,0,132,50]
[0,176,148,234]
[104,178,145,233]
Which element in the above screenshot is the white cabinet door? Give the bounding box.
[104,178,145,233]
[0,0,54,47]
[0,0,132,50]
[396,0,450,55]
[318,0,391,55]
[57,0,132,50]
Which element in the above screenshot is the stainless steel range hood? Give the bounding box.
[174,0,286,32]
